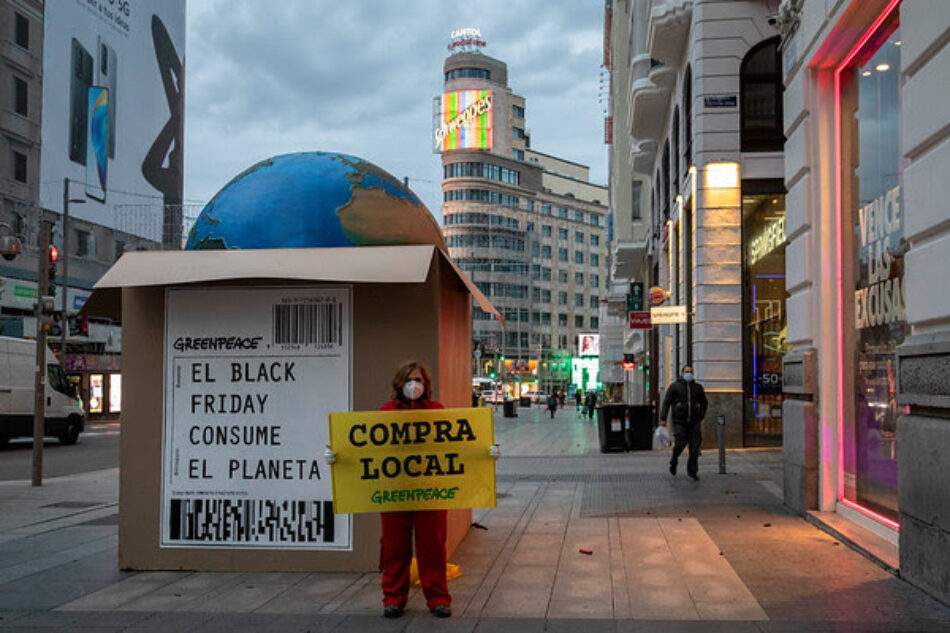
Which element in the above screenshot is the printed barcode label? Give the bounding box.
[168,498,335,544]
[272,303,342,346]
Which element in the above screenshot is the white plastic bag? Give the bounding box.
[653,425,672,450]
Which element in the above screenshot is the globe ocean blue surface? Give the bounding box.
[185,152,444,251]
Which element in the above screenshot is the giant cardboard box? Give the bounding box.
[83,245,497,571]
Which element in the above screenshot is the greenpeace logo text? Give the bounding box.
[173,336,264,352]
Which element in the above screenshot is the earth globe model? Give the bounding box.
[185,152,446,251]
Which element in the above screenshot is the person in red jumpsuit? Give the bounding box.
[325,359,500,619]
[376,360,452,618]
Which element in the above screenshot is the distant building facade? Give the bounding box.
[436,35,608,393]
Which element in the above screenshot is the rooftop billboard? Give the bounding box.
[434,90,493,152]
[40,0,186,243]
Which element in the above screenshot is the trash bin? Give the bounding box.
[625,405,653,451]
[503,399,517,418]
[519,396,531,407]
[596,404,627,452]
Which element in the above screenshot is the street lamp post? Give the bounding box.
[61,178,85,359]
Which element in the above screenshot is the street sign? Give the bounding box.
[628,311,651,329]
[650,305,687,324]
[627,282,644,312]
[473,348,482,358]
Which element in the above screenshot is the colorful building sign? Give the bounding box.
[434,90,493,151]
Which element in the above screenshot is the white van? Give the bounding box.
[0,336,85,446]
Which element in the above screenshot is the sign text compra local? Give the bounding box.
[328,407,496,514]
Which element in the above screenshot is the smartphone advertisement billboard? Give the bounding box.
[41,0,186,243]
[434,90,493,152]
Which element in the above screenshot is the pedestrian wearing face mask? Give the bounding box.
[324,360,500,620]
[659,364,708,480]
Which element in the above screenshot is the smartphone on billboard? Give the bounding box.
[69,39,93,165]
[85,86,108,202]
[96,36,117,158]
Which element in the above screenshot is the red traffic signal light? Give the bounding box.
[49,245,58,262]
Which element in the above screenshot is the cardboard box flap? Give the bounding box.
[436,249,504,325]
[82,245,502,323]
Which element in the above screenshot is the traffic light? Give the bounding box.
[48,245,58,295]
[36,295,58,333]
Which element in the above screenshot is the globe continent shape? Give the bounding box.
[185,152,445,251]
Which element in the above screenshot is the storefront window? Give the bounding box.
[89,373,104,414]
[742,193,787,446]
[109,373,122,413]
[839,15,905,523]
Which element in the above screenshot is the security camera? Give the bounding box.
[0,235,21,261]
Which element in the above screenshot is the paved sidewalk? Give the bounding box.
[1,406,949,631]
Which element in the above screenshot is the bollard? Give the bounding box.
[717,414,726,474]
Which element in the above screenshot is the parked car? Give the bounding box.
[479,390,503,404]
[0,336,85,446]
[523,391,550,405]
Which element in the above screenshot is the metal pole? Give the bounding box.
[32,220,51,486]
[717,413,726,475]
[61,178,69,359]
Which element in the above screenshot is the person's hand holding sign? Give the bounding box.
[324,445,336,465]
[489,444,500,460]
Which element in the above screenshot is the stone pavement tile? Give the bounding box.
[508,532,562,566]
[619,518,697,620]
[479,563,555,618]
[57,572,184,611]
[616,620,761,632]
[115,572,245,612]
[193,577,303,613]
[548,519,613,618]
[332,613,417,632]
[545,618,617,632]
[331,573,386,614]
[0,577,127,612]
[403,613,477,632]
[658,518,767,620]
[252,572,362,613]
[193,612,344,632]
[0,610,151,629]
[121,610,216,632]
[471,617,546,633]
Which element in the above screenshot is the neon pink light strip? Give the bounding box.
[834,0,902,528]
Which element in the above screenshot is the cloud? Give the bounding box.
[184,0,607,222]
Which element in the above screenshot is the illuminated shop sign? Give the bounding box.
[434,90,493,151]
[747,215,786,266]
[448,28,487,53]
[854,185,905,330]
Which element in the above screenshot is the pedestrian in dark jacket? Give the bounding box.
[584,391,596,419]
[546,393,558,418]
[659,365,708,480]
[575,391,582,411]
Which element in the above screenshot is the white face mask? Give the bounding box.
[402,380,424,401]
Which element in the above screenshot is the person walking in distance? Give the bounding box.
[546,392,558,419]
[575,390,582,411]
[324,360,500,619]
[659,364,708,480]
[584,391,596,420]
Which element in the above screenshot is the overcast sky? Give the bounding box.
[183,0,608,223]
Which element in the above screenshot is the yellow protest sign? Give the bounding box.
[328,407,496,514]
